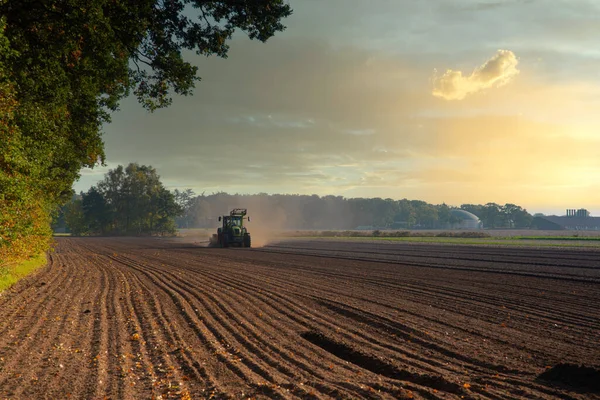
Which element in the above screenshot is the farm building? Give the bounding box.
[450,209,483,230]
[533,209,600,230]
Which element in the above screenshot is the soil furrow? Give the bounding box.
[1,237,599,400]
[114,252,399,398]
[106,254,294,399]
[138,250,576,396]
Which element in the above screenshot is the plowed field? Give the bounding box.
[1,237,599,399]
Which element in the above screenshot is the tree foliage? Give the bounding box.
[0,1,291,263]
[62,163,182,236]
[1,0,291,198]
[57,189,536,234]
[0,22,52,268]
[170,193,534,230]
[460,203,532,229]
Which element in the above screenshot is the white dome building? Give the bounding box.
[450,209,483,230]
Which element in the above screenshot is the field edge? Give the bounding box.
[0,253,48,292]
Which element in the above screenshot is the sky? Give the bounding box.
[74,0,600,216]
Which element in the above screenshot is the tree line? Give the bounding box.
[171,192,534,230]
[0,1,291,266]
[54,177,535,234]
[53,167,535,234]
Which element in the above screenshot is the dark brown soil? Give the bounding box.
[0,237,598,399]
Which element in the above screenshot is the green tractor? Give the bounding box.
[210,208,251,248]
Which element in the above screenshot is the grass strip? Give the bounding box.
[0,253,48,292]
[293,236,600,248]
[513,236,600,241]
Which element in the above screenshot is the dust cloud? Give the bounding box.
[227,198,289,247]
[173,228,213,247]
[177,193,374,247]
[177,196,292,248]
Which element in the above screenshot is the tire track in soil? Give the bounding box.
[182,245,596,398]
[126,250,536,398]
[255,245,600,283]
[0,243,104,399]
[119,242,592,398]
[111,258,229,399]
[1,237,598,400]
[104,252,344,399]
[228,247,599,351]
[270,241,600,267]
[101,245,414,397]
[75,240,224,400]
[98,249,291,397]
[0,251,92,397]
[129,275,224,399]
[199,252,599,349]
[333,274,599,344]
[156,241,600,396]
[190,262,462,379]
[163,255,518,377]
[16,254,107,399]
[126,251,434,398]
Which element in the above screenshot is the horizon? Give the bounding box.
[72,172,600,218]
[73,0,600,217]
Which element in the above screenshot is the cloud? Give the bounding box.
[432,50,520,100]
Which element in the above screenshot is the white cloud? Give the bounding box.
[432,50,520,100]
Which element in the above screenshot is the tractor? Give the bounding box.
[210,208,251,248]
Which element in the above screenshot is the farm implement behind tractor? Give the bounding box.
[209,208,251,248]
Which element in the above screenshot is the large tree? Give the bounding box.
[0,22,52,266]
[0,1,292,262]
[1,0,292,200]
[64,163,182,236]
[94,163,182,235]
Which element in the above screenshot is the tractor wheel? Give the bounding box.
[244,234,251,248]
[221,234,229,248]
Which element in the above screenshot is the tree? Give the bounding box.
[92,163,181,236]
[82,187,111,235]
[154,188,182,235]
[415,203,438,228]
[96,165,128,232]
[64,197,87,236]
[0,23,53,266]
[174,188,196,228]
[394,199,417,228]
[1,1,292,191]
[482,203,503,228]
[0,1,292,262]
[460,204,483,219]
[438,203,462,228]
[172,192,535,232]
[503,203,533,228]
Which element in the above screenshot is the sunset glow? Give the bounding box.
[75,0,600,215]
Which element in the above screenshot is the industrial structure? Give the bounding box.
[533,208,600,230]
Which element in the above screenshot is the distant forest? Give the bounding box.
[172,191,534,231]
[53,165,535,235]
